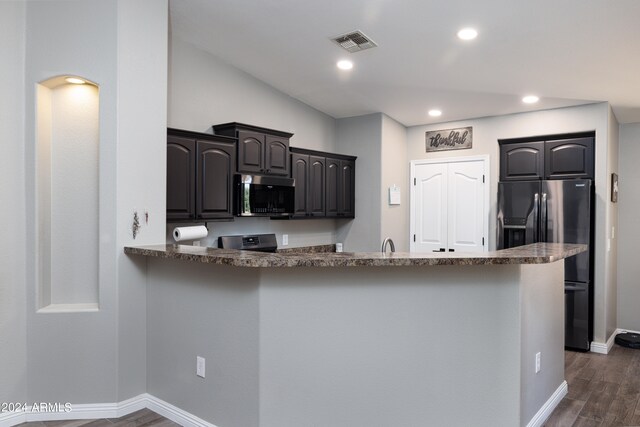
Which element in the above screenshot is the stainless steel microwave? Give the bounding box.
[235,174,295,217]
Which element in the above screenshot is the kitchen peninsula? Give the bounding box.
[126,243,586,427]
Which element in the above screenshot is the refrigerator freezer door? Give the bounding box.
[497,181,541,249]
[565,281,591,351]
[543,179,591,283]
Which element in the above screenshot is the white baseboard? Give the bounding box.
[526,380,568,427]
[590,328,640,354]
[616,328,640,335]
[0,394,217,427]
[145,394,216,427]
[0,411,25,427]
[590,333,615,354]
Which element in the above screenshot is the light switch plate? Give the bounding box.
[196,356,205,378]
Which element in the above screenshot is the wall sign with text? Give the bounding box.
[425,127,473,152]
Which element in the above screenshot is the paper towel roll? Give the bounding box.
[173,225,208,242]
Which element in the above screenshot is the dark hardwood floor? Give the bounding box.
[545,344,640,426]
[16,408,180,427]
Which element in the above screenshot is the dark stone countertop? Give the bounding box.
[124,242,587,268]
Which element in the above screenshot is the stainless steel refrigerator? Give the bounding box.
[497,179,593,351]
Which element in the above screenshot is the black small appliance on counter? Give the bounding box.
[218,233,278,253]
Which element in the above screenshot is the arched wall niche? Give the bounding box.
[36,75,100,312]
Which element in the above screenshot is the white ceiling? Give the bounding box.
[170,0,640,127]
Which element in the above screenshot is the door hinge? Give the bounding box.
[414,178,416,185]
[482,174,485,183]
[413,234,416,242]
[482,237,485,246]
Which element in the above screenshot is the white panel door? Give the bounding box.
[447,161,485,253]
[411,157,487,253]
[414,163,448,253]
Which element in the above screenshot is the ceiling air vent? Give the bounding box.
[331,30,377,53]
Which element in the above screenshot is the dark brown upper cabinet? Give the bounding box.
[167,128,236,222]
[236,131,263,174]
[339,159,356,217]
[500,141,544,181]
[325,158,340,217]
[499,133,594,181]
[291,153,310,216]
[309,156,326,216]
[167,135,196,220]
[212,122,292,176]
[325,157,356,218]
[291,152,326,218]
[290,148,356,219]
[197,140,236,219]
[265,135,289,175]
[545,137,594,180]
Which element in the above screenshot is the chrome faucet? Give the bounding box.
[381,237,396,253]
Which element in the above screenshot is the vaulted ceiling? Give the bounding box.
[170,0,640,126]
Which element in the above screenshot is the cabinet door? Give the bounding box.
[291,153,309,217]
[265,135,290,175]
[197,140,236,219]
[237,131,264,174]
[545,137,594,179]
[325,158,340,217]
[339,159,355,217]
[500,142,544,181]
[308,156,326,217]
[167,135,196,220]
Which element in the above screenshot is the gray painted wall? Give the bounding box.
[336,113,383,251]
[146,259,260,427]
[145,257,566,427]
[520,262,565,425]
[24,0,119,403]
[381,114,409,251]
[116,0,169,401]
[167,38,341,249]
[258,265,522,427]
[0,0,27,405]
[22,0,168,404]
[617,122,640,331]
[407,103,617,345]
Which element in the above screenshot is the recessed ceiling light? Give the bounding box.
[522,95,540,104]
[428,109,442,117]
[457,28,478,40]
[65,77,86,84]
[337,60,353,70]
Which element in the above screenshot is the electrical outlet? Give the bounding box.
[196,356,205,378]
[282,234,289,246]
[535,352,541,374]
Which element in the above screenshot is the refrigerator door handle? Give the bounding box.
[529,192,539,244]
[541,192,548,242]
